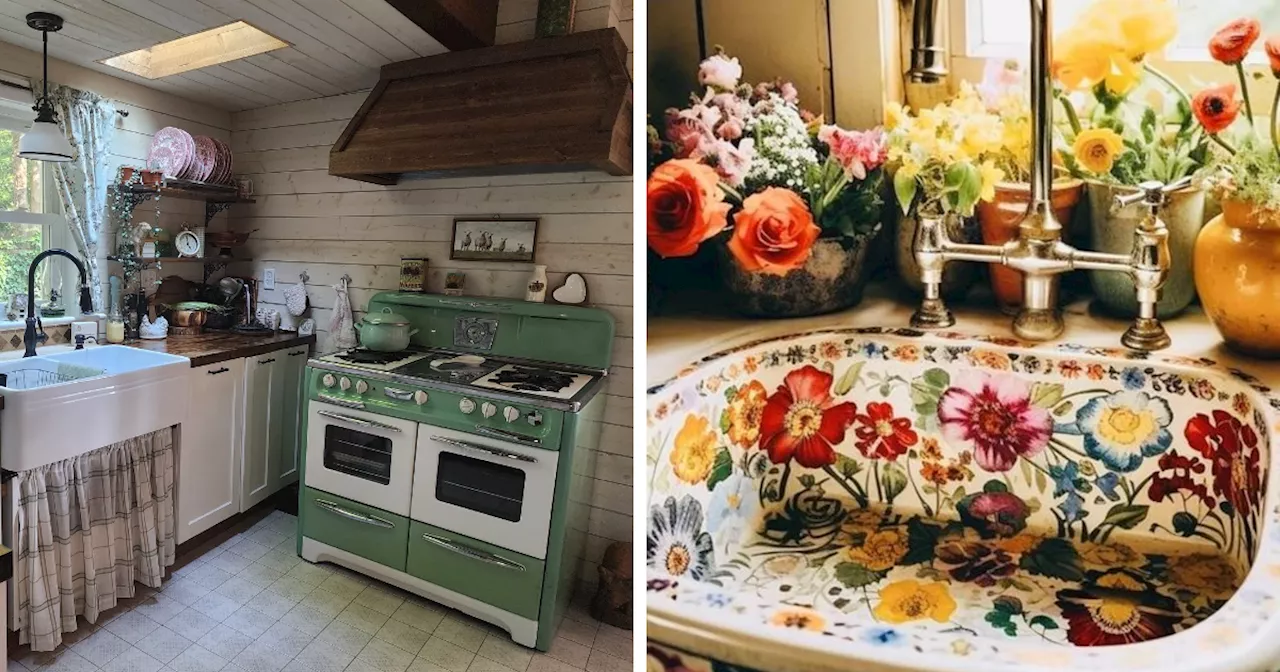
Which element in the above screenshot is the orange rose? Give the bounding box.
[647,159,730,258]
[727,188,819,275]
[1266,37,1280,77]
[1192,83,1242,134]
[1209,18,1261,65]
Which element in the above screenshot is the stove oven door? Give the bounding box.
[304,400,419,517]
[411,425,558,559]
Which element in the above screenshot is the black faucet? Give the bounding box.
[24,248,92,358]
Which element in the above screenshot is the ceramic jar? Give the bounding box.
[525,264,548,303]
[718,235,876,317]
[976,180,1084,313]
[894,212,982,300]
[1195,199,1280,358]
[1087,181,1205,318]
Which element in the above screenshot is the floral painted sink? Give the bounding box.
[646,328,1280,672]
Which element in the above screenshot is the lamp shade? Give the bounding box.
[19,120,72,162]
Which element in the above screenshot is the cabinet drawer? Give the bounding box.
[407,521,544,620]
[302,487,408,571]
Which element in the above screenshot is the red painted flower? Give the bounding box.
[1185,410,1262,517]
[853,402,918,461]
[1056,570,1180,647]
[1147,450,1215,507]
[758,365,857,469]
[937,372,1051,473]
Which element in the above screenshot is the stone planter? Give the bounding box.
[718,234,876,318]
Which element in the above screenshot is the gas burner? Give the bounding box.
[487,366,577,393]
[430,355,487,371]
[334,349,415,365]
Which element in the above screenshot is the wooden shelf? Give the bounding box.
[116,178,255,204]
[153,257,252,263]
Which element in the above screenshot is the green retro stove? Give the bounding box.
[297,293,614,650]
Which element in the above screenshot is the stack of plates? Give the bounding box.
[147,127,233,185]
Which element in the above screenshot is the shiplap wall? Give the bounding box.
[228,0,634,590]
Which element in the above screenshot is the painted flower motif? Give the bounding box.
[744,356,759,374]
[845,528,910,571]
[966,349,1012,371]
[762,555,801,576]
[938,372,1052,472]
[1056,569,1181,647]
[705,472,759,543]
[873,580,957,624]
[1086,363,1106,381]
[1050,461,1087,522]
[1190,378,1216,400]
[1120,367,1146,390]
[819,341,842,360]
[956,491,1030,538]
[1075,391,1173,472]
[862,627,903,646]
[1164,552,1239,600]
[1077,542,1145,569]
[1232,392,1252,417]
[759,365,857,469]
[647,495,716,580]
[1058,359,1084,378]
[726,380,768,449]
[934,539,1017,587]
[993,533,1041,555]
[891,344,920,362]
[768,606,826,631]
[1185,410,1262,517]
[670,414,719,484]
[1147,450,1215,507]
[853,402,918,461]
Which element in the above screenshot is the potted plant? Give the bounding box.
[646,51,887,318]
[1188,19,1280,357]
[1053,0,1209,319]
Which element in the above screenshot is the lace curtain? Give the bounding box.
[28,79,116,312]
[12,427,176,651]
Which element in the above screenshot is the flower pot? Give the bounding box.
[718,235,875,317]
[977,180,1084,313]
[1195,199,1280,358]
[894,212,981,300]
[1087,180,1204,319]
[118,166,135,184]
[140,170,163,187]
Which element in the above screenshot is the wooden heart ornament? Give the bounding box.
[552,272,588,304]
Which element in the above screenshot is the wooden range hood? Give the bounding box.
[329,28,631,184]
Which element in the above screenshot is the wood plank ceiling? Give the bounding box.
[0,0,450,112]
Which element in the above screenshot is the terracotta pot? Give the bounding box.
[140,170,163,187]
[894,211,982,301]
[717,234,876,318]
[1195,199,1280,358]
[1088,181,1204,319]
[118,166,135,184]
[976,180,1083,313]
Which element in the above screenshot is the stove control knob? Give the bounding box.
[355,380,369,395]
[321,373,336,388]
[481,402,497,418]
[459,398,476,414]
[526,410,543,426]
[503,406,520,423]
[339,377,352,391]
[413,390,429,406]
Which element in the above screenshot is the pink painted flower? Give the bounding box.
[937,372,1051,472]
[699,54,743,90]
[817,125,887,180]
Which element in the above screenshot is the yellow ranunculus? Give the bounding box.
[978,160,1004,202]
[669,414,717,484]
[897,158,921,182]
[873,580,957,624]
[1072,128,1125,175]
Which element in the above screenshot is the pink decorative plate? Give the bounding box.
[148,127,195,179]
[193,136,217,183]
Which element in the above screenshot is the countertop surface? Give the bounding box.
[124,331,316,367]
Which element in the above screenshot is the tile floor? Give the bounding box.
[9,511,632,672]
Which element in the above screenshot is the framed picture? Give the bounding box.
[399,257,428,293]
[444,272,466,296]
[451,218,538,262]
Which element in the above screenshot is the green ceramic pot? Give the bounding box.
[355,307,419,351]
[717,234,876,318]
[1085,180,1205,319]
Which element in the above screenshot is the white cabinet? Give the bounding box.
[176,358,245,544]
[241,353,287,511]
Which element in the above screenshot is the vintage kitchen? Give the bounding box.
[0,2,633,672]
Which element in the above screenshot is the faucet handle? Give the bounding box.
[1114,177,1193,210]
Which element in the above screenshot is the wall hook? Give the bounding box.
[299,271,310,283]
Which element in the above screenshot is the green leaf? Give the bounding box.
[1172,511,1198,536]
[983,479,1008,494]
[723,386,738,404]
[1034,468,1048,494]
[719,409,732,434]
[835,454,863,480]
[949,162,982,214]
[834,562,885,589]
[833,361,865,395]
[1019,458,1035,488]
[705,447,734,491]
[1102,503,1149,530]
[1053,401,1075,416]
[922,368,950,390]
[1030,382,1065,409]
[1019,537,1084,582]
[984,607,1019,637]
[880,462,908,504]
[902,517,944,565]
[1029,615,1059,631]
[893,169,918,215]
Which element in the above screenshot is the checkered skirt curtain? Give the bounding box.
[13,426,177,651]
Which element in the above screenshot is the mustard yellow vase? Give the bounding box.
[1194,199,1280,358]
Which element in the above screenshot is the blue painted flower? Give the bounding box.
[1095,472,1121,502]
[702,592,732,608]
[1120,367,1146,390]
[863,627,904,646]
[861,342,888,359]
[705,472,760,544]
[1075,391,1172,472]
[1050,462,1087,522]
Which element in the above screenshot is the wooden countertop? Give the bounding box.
[125,331,316,367]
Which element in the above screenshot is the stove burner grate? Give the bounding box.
[334,349,414,365]
[489,366,577,393]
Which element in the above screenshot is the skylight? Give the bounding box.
[100,21,288,79]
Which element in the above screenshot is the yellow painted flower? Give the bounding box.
[1077,542,1145,569]
[768,606,826,631]
[1165,553,1240,600]
[670,414,717,484]
[994,534,1041,555]
[845,529,910,571]
[873,580,956,624]
[726,380,768,449]
[1072,128,1125,175]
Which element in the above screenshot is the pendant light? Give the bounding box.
[19,12,73,162]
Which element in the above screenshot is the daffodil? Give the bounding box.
[978,160,1004,201]
[1072,128,1126,174]
[884,102,908,131]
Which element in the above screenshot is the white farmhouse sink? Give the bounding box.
[0,346,191,471]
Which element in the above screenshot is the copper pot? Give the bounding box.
[171,309,207,330]
[976,180,1084,312]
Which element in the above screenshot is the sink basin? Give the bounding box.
[647,328,1280,672]
[0,346,190,471]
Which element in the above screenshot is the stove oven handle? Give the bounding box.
[421,533,526,571]
[474,425,542,447]
[315,499,396,529]
[318,393,365,410]
[431,435,537,463]
[317,409,402,433]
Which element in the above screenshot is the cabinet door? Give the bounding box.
[275,347,308,489]
[241,353,285,511]
[177,358,244,543]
